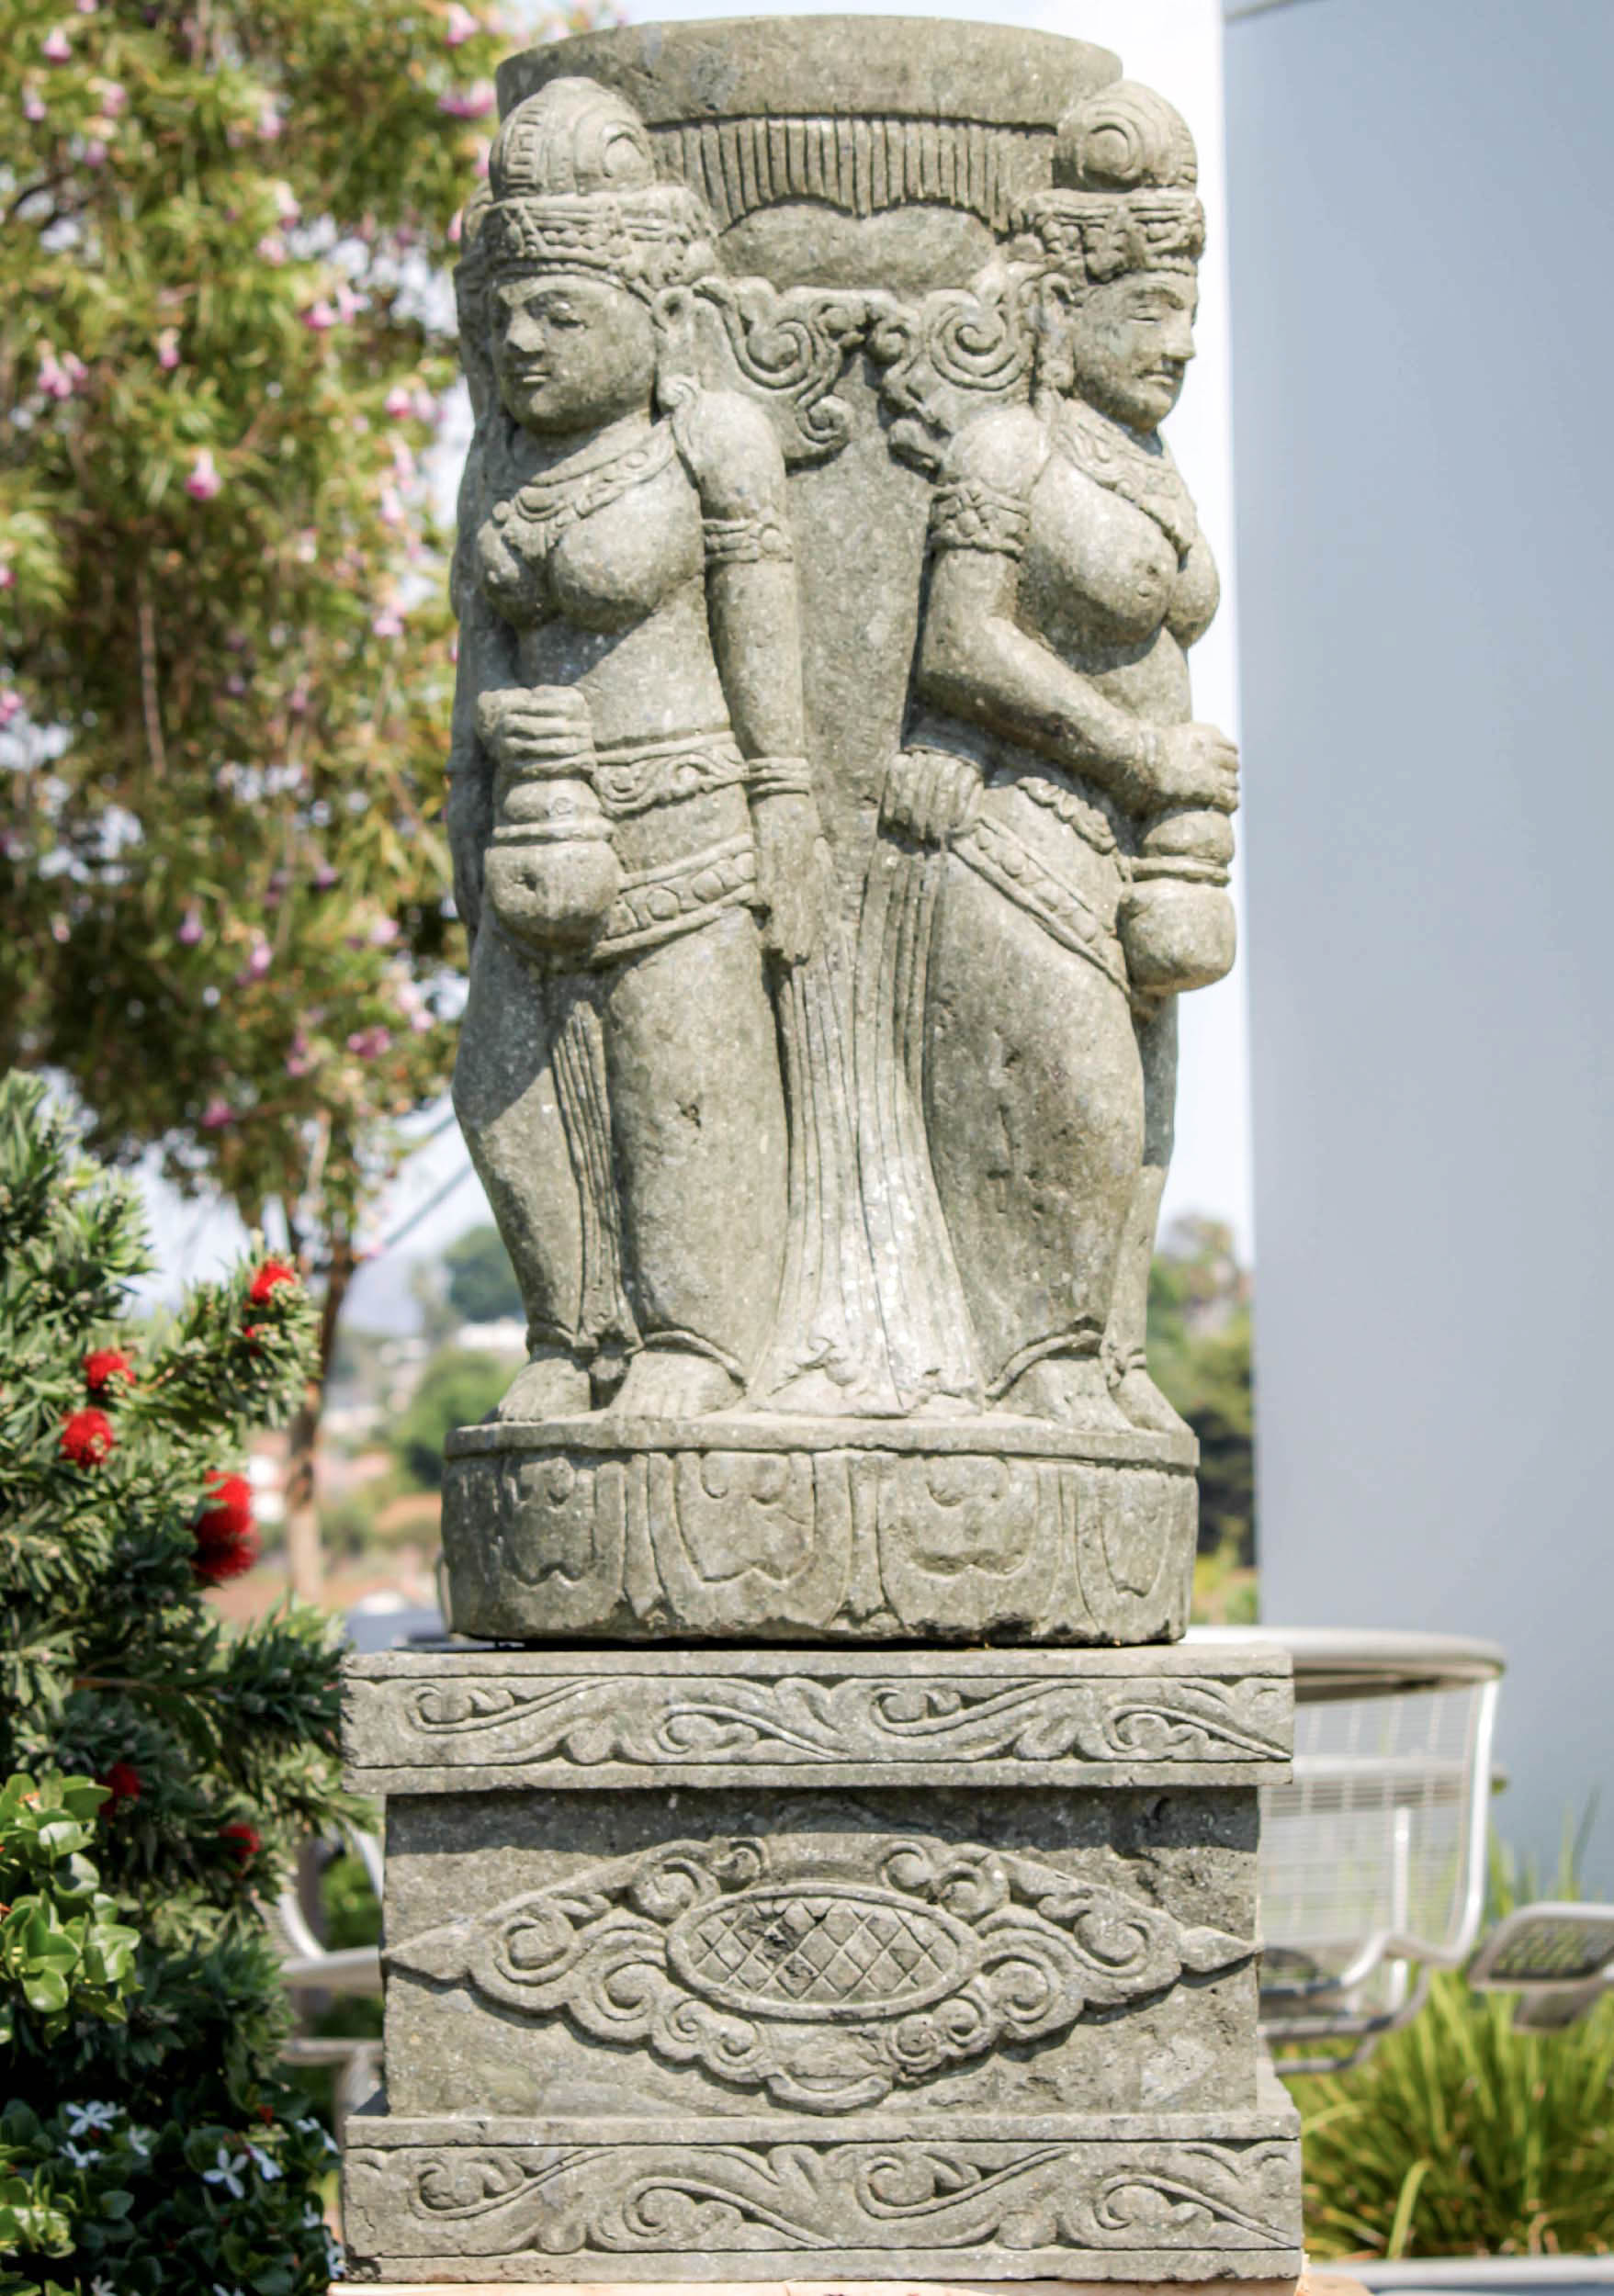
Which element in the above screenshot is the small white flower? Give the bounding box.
[125,2122,154,2157]
[62,2139,98,2168]
[301,2202,326,2229]
[202,2144,247,2198]
[91,2277,117,2296]
[64,2100,117,2136]
[246,2142,282,2181]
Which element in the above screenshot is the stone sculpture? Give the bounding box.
[341,21,1303,2286]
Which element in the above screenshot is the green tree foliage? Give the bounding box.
[0,0,601,1593]
[391,1343,508,1489]
[0,1073,351,2291]
[442,1221,523,1326]
[1148,1214,1255,1568]
[1294,1847,1614,2257]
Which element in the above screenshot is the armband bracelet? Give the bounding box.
[748,756,815,800]
[705,512,794,566]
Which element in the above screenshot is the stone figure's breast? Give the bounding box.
[1023,459,1178,653]
[477,452,703,636]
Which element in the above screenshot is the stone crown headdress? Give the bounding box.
[470,76,715,303]
[1018,81,1204,286]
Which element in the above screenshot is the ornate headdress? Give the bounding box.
[474,76,715,303]
[1018,81,1204,287]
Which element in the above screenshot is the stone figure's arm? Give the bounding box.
[446,540,516,942]
[677,389,826,965]
[916,412,1236,818]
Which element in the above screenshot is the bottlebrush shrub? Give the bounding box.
[0,1075,352,2293]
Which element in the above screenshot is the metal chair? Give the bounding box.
[1191,1627,1505,2074]
[260,1832,385,2142]
[1466,1899,1614,2029]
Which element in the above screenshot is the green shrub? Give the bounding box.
[1295,1849,1614,2258]
[0,1075,348,2292]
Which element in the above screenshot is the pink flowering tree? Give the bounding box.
[0,0,610,1596]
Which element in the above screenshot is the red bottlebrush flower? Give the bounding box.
[243,1322,264,1350]
[247,1256,298,1306]
[256,2102,276,2125]
[192,1525,259,1584]
[221,1820,263,1863]
[193,1470,258,1583]
[101,1761,142,1811]
[60,1407,116,1466]
[83,1347,134,1397]
[197,1469,254,1541]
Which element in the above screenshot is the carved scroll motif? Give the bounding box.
[869,275,1036,472]
[386,1835,1252,2113]
[349,1665,1291,1778]
[347,2133,1301,2262]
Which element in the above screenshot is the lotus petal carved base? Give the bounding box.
[441,1417,1197,1644]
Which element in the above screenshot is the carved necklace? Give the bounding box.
[1049,395,1199,560]
[485,420,678,566]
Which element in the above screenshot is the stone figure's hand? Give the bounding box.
[475,684,595,778]
[1148,722,1240,814]
[879,749,983,845]
[752,792,830,965]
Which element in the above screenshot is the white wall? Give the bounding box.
[1225,0,1614,1880]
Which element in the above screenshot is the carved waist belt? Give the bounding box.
[593,727,748,818]
[952,811,1128,995]
[590,832,758,964]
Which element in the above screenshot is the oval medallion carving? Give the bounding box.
[667,1884,977,2021]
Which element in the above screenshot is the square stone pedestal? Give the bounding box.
[340,1645,1302,2283]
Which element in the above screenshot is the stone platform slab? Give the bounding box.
[342,1645,1294,1797]
[342,2087,1304,2281]
[341,2283,1315,2296]
[440,1415,1198,1645]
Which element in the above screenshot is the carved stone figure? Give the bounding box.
[448,77,824,1426]
[863,81,1236,1436]
[341,26,1303,2284]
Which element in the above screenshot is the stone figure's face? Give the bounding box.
[491,272,657,436]
[1067,269,1197,433]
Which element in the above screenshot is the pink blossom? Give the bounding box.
[446,208,464,247]
[312,861,338,890]
[223,672,248,698]
[23,88,46,122]
[235,934,272,984]
[345,1024,393,1060]
[178,907,203,945]
[38,347,77,401]
[200,1095,236,1130]
[334,282,362,323]
[270,180,299,222]
[378,486,405,529]
[0,689,22,722]
[303,300,338,332]
[412,388,437,423]
[75,0,96,12]
[93,77,127,116]
[474,145,491,181]
[156,327,180,370]
[255,232,287,265]
[384,385,412,420]
[389,436,416,481]
[437,83,495,120]
[257,101,283,141]
[288,676,311,711]
[286,1030,312,1077]
[84,139,108,168]
[445,3,480,45]
[186,448,222,501]
[371,607,404,639]
[368,917,401,948]
[41,25,72,62]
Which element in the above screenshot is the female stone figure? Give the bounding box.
[447,78,822,1422]
[863,82,1237,1431]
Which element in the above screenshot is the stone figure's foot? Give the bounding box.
[608,1347,740,1419]
[999,1354,1135,1434]
[491,1352,592,1423]
[1112,1362,1192,1437]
